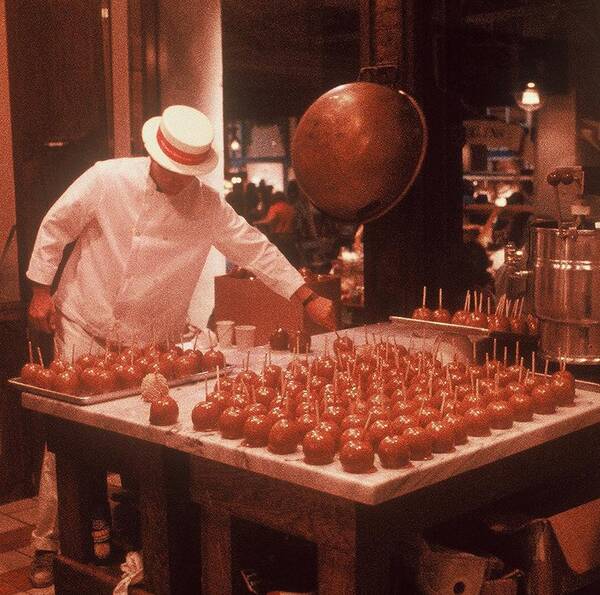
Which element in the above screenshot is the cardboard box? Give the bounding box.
[485,498,600,594]
[213,274,340,347]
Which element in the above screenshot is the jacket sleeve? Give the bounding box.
[26,162,103,286]
[210,192,304,300]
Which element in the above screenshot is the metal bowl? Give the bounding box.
[291,82,427,223]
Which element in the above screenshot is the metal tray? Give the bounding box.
[529,373,600,394]
[389,316,490,337]
[8,365,233,406]
[573,378,600,393]
[389,316,540,344]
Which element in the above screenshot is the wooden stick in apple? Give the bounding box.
[37,346,45,367]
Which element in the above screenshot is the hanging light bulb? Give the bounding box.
[516,82,544,112]
[227,123,242,154]
[515,81,544,129]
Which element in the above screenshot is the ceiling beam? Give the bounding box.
[463,0,593,25]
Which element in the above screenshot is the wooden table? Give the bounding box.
[44,418,197,595]
[20,324,600,594]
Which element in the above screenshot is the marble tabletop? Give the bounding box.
[21,323,600,505]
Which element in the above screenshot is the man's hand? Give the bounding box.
[292,284,337,331]
[28,283,56,334]
[305,295,337,331]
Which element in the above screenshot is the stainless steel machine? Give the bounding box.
[518,166,600,364]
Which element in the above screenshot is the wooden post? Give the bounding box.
[360,0,464,321]
[200,505,232,595]
[137,445,197,595]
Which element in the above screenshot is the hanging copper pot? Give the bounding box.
[292,81,427,223]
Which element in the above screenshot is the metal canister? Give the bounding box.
[532,223,600,364]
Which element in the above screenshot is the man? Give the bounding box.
[26,105,335,587]
[253,190,298,265]
[254,191,296,234]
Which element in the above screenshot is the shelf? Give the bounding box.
[464,204,535,214]
[56,553,154,595]
[463,172,534,182]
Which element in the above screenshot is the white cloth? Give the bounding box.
[31,447,58,553]
[32,314,100,553]
[113,551,144,595]
[27,157,304,345]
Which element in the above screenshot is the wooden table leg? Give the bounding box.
[318,509,394,595]
[200,505,232,595]
[318,545,393,595]
[318,546,357,595]
[55,450,106,562]
[137,445,198,595]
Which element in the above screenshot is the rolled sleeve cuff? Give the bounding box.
[26,264,57,287]
[274,268,305,300]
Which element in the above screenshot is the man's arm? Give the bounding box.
[210,194,336,330]
[27,163,101,287]
[26,163,102,333]
[28,282,56,334]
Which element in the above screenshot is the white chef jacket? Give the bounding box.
[27,157,304,344]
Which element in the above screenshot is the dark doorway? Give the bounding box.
[2,0,113,502]
[6,0,112,300]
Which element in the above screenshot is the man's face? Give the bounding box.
[150,160,195,195]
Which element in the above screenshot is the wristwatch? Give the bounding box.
[302,291,319,307]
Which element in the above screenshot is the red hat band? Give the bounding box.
[156,128,211,166]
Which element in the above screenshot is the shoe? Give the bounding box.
[29,550,55,588]
[111,500,141,552]
[240,568,264,594]
[110,488,137,504]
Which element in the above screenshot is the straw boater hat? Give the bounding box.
[142,105,219,176]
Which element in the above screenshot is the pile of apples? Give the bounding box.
[186,333,574,474]
[20,340,225,396]
[412,288,539,336]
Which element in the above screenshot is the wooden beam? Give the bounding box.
[361,0,464,321]
[463,0,593,25]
